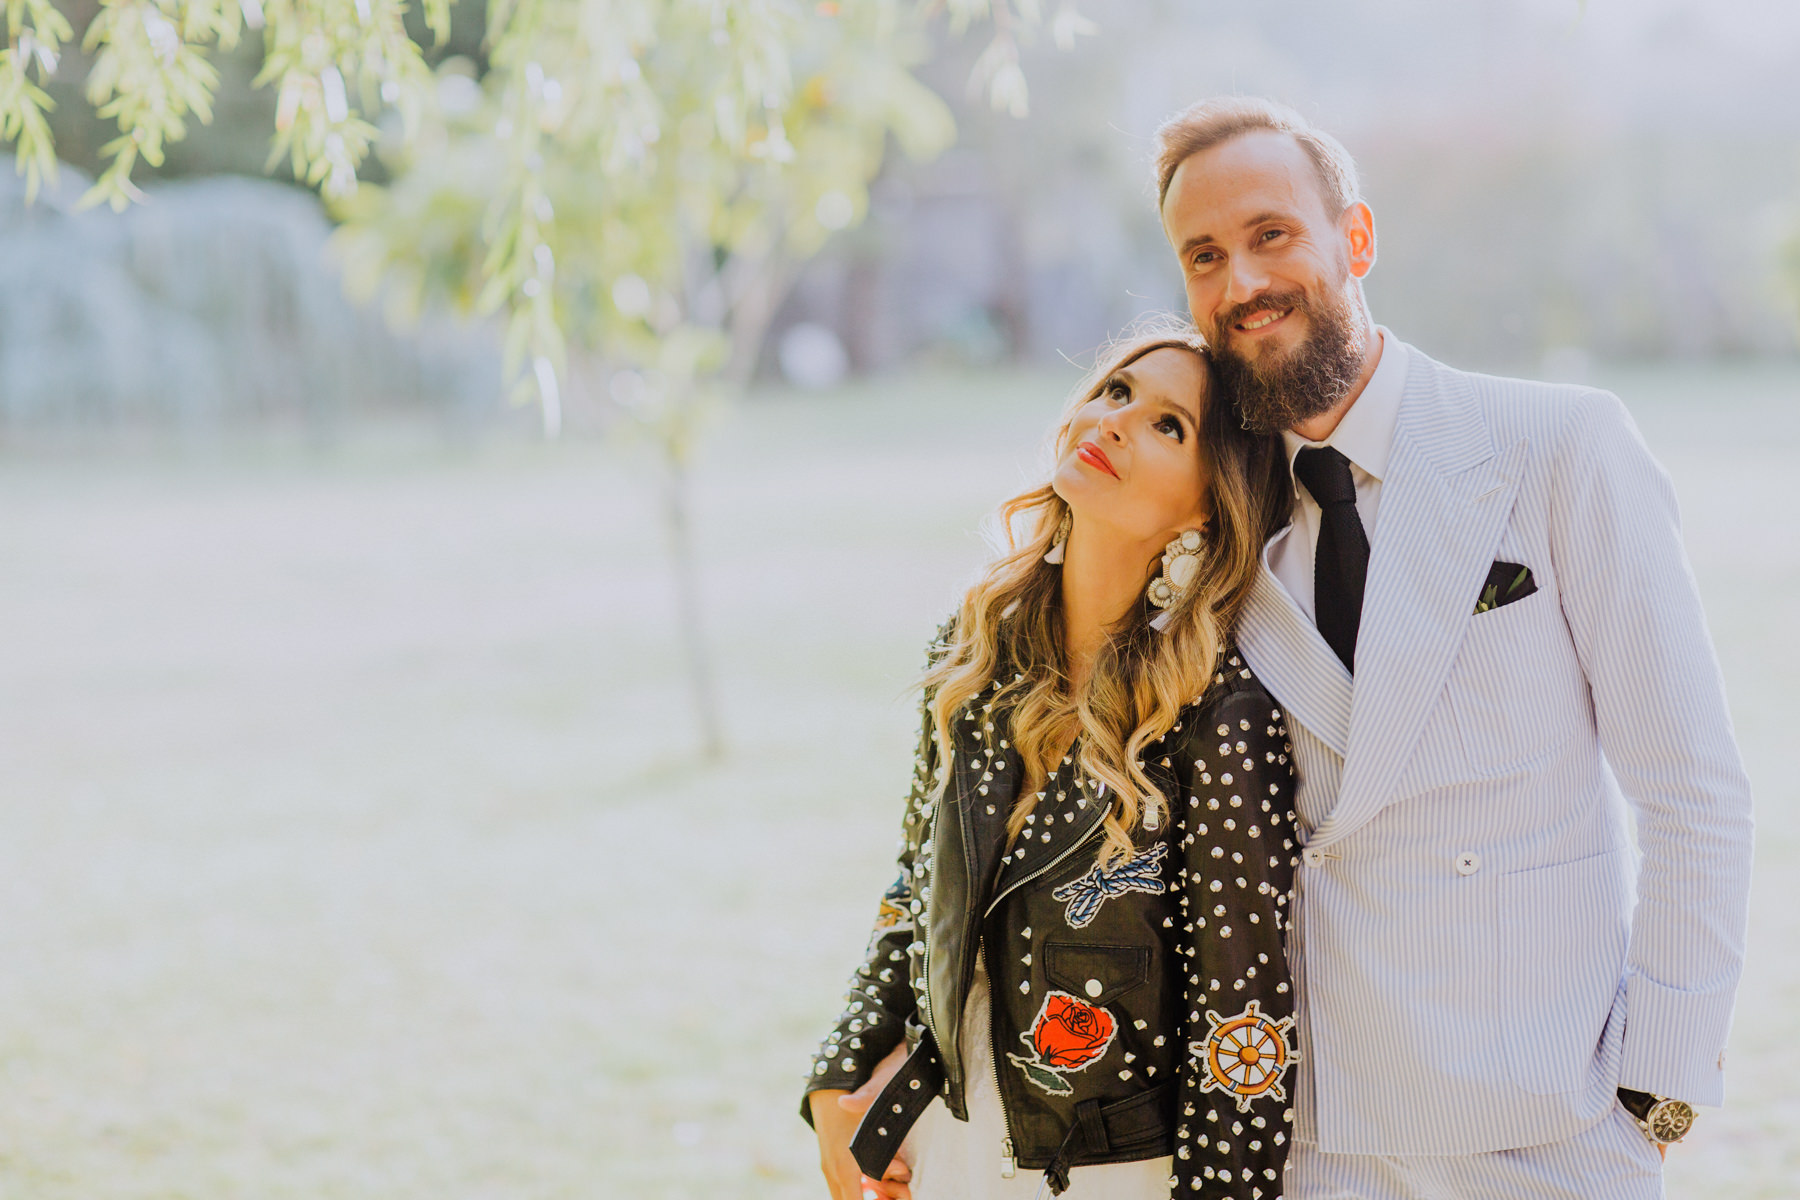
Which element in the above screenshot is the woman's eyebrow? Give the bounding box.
[1149,391,1197,425]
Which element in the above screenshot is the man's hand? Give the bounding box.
[811,1043,911,1200]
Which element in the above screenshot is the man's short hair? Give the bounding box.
[1153,97,1361,216]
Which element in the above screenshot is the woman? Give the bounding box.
[804,323,1298,1200]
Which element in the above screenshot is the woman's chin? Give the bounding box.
[1049,466,1088,504]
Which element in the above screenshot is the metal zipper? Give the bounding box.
[983,945,1019,1178]
[983,790,1107,918]
[914,780,963,1110]
[983,803,1107,1177]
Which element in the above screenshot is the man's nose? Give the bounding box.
[1223,256,1270,308]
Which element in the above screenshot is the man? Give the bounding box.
[1152,96,1752,1197]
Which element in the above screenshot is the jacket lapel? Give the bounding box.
[1308,357,1528,848]
[948,711,1021,909]
[1237,524,1352,757]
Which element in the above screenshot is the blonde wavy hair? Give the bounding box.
[922,319,1291,866]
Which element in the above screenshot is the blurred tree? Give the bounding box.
[331,3,962,763]
[2,0,1095,760]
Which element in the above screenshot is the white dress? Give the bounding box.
[898,952,1173,1200]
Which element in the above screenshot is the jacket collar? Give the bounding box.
[942,690,1112,911]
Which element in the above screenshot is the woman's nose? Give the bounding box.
[1096,406,1130,441]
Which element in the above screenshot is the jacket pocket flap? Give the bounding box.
[1044,942,1150,1007]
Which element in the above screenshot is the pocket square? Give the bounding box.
[1473,561,1537,615]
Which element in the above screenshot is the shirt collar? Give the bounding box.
[1281,326,1407,484]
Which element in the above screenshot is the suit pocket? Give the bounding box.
[1498,848,1630,1095]
[1044,942,1150,1007]
[1448,591,1583,776]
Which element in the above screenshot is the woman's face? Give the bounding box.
[1052,346,1214,550]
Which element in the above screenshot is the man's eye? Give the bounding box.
[1192,250,1218,267]
[1260,229,1283,242]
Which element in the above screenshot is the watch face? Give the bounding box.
[1648,1100,1696,1144]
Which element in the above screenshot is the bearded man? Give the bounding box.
[1152,96,1752,1199]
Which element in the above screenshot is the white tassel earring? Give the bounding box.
[1043,512,1072,564]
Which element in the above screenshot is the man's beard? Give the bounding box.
[1210,283,1367,435]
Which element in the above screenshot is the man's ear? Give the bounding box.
[1342,201,1376,279]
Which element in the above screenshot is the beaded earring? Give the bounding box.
[1147,528,1207,630]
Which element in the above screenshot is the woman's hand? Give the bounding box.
[810,1043,911,1200]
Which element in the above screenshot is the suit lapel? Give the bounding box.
[1238,523,1352,757]
[1309,359,1528,848]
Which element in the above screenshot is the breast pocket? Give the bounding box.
[1448,591,1584,776]
[1043,942,1150,1007]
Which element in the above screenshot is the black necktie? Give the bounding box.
[1293,446,1369,673]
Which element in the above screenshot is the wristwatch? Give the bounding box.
[1617,1087,1696,1146]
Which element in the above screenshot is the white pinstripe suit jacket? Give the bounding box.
[1238,345,1753,1156]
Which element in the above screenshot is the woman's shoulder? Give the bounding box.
[1173,641,1285,740]
[925,613,957,661]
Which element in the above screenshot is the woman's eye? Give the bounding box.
[1156,415,1185,442]
[1105,382,1129,403]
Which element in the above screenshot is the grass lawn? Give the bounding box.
[0,360,1793,1197]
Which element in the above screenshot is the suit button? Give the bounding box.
[1084,979,1104,998]
[1455,851,1481,876]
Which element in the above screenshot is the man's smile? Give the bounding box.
[1234,307,1293,334]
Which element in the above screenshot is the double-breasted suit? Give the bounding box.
[1237,344,1754,1159]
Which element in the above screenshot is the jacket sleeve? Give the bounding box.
[1547,389,1753,1106]
[1171,683,1298,1199]
[799,674,941,1126]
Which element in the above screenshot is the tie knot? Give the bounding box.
[1294,445,1358,507]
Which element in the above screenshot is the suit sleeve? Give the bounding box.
[1171,685,1299,1199]
[799,664,942,1125]
[1547,389,1753,1106]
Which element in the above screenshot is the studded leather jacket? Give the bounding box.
[803,631,1300,1199]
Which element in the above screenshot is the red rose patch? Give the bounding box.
[1006,990,1118,1096]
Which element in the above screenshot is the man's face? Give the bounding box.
[1160,130,1373,431]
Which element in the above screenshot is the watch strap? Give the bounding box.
[1616,1087,1657,1123]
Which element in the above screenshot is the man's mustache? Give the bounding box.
[1214,290,1310,343]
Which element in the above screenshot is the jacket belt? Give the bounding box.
[1041,1085,1172,1194]
[850,1038,946,1178]
[850,1034,1172,1181]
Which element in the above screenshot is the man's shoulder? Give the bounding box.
[1399,343,1629,452]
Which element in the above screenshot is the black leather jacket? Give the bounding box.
[803,631,1300,1198]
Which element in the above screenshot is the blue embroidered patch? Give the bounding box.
[1050,842,1168,928]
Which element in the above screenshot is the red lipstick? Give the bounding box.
[1076,441,1119,479]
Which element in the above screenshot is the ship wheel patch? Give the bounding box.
[1189,999,1298,1112]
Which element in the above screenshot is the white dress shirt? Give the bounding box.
[1270,328,1408,624]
